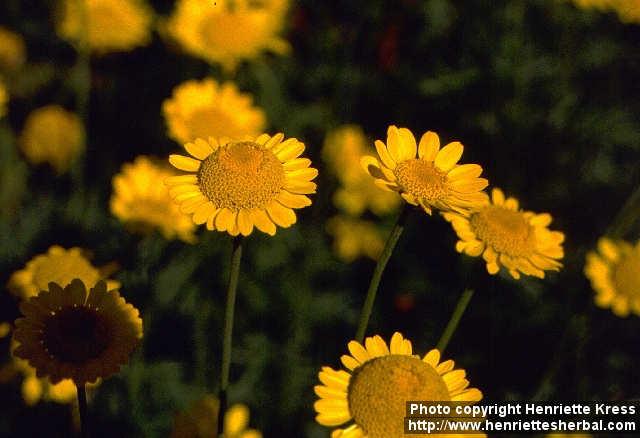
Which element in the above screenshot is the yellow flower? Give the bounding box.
[571,0,640,23]
[444,188,564,280]
[323,125,401,217]
[361,126,489,216]
[57,0,153,53]
[585,237,640,317]
[7,245,120,300]
[326,216,386,262]
[162,78,266,145]
[0,26,26,71]
[165,0,290,71]
[171,396,262,438]
[19,105,85,174]
[0,80,7,119]
[110,156,197,243]
[166,134,317,236]
[13,279,143,384]
[314,332,483,438]
[14,354,85,405]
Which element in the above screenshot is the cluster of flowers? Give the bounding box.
[1,0,639,437]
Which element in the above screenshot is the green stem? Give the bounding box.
[77,383,89,438]
[607,182,640,239]
[355,205,409,343]
[436,289,474,354]
[217,236,243,435]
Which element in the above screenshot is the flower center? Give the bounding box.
[613,254,640,300]
[42,306,111,364]
[348,355,450,438]
[188,108,237,141]
[394,159,448,201]
[197,141,285,211]
[34,254,99,294]
[470,206,534,257]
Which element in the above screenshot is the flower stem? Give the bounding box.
[355,205,409,343]
[77,383,89,438]
[217,236,243,435]
[436,289,474,355]
[607,182,640,238]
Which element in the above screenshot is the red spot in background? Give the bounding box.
[394,292,415,313]
[378,23,399,71]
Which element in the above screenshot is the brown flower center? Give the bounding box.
[42,306,111,364]
[470,206,535,257]
[348,355,450,438]
[394,159,448,201]
[197,141,285,211]
[613,254,640,300]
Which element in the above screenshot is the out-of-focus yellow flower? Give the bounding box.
[444,188,565,280]
[19,105,85,174]
[14,355,79,405]
[171,395,262,438]
[571,0,640,23]
[585,237,640,317]
[0,27,26,71]
[111,156,197,243]
[163,78,266,145]
[7,245,120,300]
[323,125,401,217]
[57,0,154,53]
[165,0,290,71]
[0,80,7,118]
[326,216,386,262]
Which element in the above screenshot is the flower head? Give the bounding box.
[314,332,482,438]
[8,245,120,300]
[585,237,640,317]
[323,125,401,217]
[326,215,386,262]
[166,134,317,236]
[171,395,262,438]
[444,188,564,280]
[361,126,488,216]
[111,156,197,243]
[165,0,290,71]
[163,78,266,145]
[13,279,142,384]
[0,26,26,71]
[57,0,153,53]
[19,105,85,174]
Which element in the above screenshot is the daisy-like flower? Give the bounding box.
[585,237,640,317]
[164,0,290,71]
[323,125,401,217]
[326,215,386,262]
[162,78,266,145]
[171,396,261,438]
[19,105,85,174]
[8,245,120,300]
[361,126,489,216]
[444,188,564,280]
[166,134,317,236]
[57,0,154,53]
[13,279,142,384]
[0,26,26,71]
[314,332,483,438]
[110,156,197,243]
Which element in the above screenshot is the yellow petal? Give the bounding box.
[250,209,276,236]
[266,202,296,227]
[347,341,370,364]
[418,131,440,161]
[215,208,235,231]
[447,164,483,180]
[397,127,417,161]
[277,191,311,209]
[184,139,213,160]
[374,139,396,169]
[169,154,201,172]
[237,209,254,236]
[434,141,463,172]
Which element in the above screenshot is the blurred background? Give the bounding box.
[0,0,639,436]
